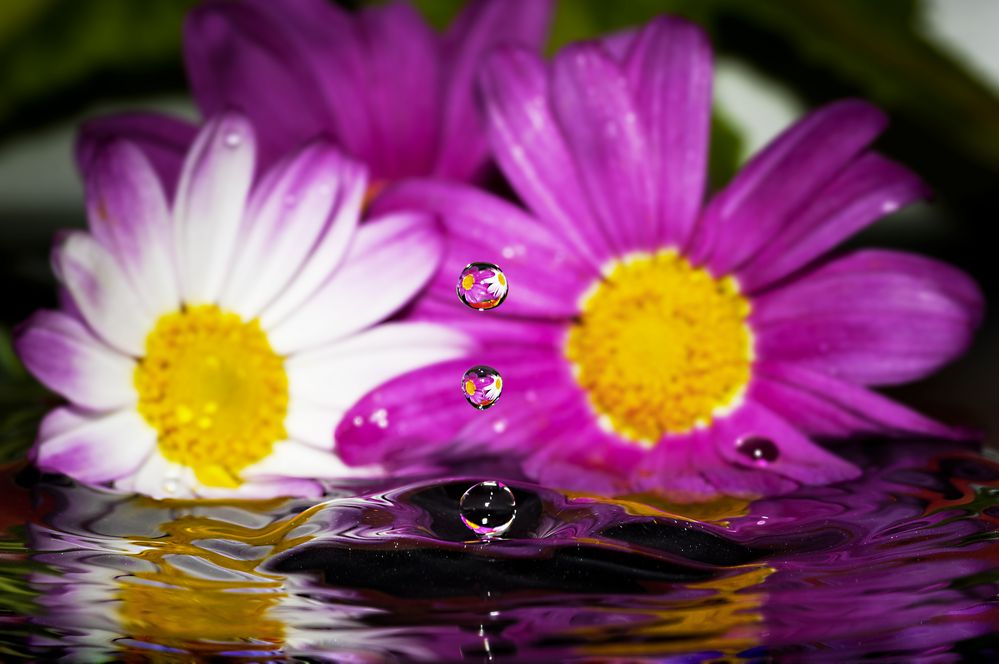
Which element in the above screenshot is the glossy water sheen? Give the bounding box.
[1,439,997,661]
[459,480,517,538]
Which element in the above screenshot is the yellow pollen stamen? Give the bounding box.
[464,379,476,396]
[566,250,753,444]
[134,305,288,487]
[461,273,475,291]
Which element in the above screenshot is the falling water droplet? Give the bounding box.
[460,480,517,539]
[456,262,509,310]
[736,436,780,465]
[461,365,503,410]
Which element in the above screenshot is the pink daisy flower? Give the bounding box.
[336,17,984,499]
[76,0,553,193]
[14,112,467,499]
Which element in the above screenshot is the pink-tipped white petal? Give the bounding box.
[219,141,364,319]
[286,322,472,410]
[34,408,155,484]
[51,231,153,356]
[265,212,443,354]
[85,140,179,318]
[173,113,255,304]
[15,310,136,411]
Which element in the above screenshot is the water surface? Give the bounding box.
[1,439,997,661]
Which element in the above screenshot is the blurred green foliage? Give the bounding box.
[0,0,194,141]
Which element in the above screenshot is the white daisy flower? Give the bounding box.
[15,113,471,499]
[481,270,508,299]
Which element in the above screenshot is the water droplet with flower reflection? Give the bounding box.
[736,436,780,465]
[462,365,503,410]
[456,262,509,310]
[459,481,517,539]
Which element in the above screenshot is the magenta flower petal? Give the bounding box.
[479,46,610,268]
[185,0,335,170]
[551,42,656,254]
[84,140,179,317]
[622,17,712,248]
[185,0,551,182]
[354,2,442,179]
[740,153,930,291]
[753,361,972,439]
[754,249,983,386]
[14,310,136,411]
[336,351,575,467]
[711,400,861,486]
[436,0,554,180]
[373,180,596,318]
[689,100,887,275]
[75,112,196,197]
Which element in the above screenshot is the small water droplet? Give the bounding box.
[456,262,509,310]
[163,478,179,494]
[461,365,503,410]
[736,436,780,465]
[368,408,389,429]
[460,480,516,539]
[224,132,242,148]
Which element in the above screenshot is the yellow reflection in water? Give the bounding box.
[113,498,327,658]
[578,565,772,658]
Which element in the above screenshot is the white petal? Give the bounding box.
[35,408,155,484]
[173,113,255,304]
[285,400,341,450]
[124,449,196,499]
[286,321,471,409]
[52,231,153,356]
[242,439,373,479]
[265,211,443,353]
[257,160,366,327]
[219,142,365,320]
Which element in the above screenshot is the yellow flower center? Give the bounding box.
[134,305,288,487]
[566,251,753,445]
[461,273,475,291]
[497,273,506,287]
[464,379,476,396]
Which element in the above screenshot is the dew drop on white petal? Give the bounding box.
[461,365,503,410]
[456,262,509,311]
[163,478,179,494]
[459,480,516,539]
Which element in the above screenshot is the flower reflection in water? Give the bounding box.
[2,440,997,661]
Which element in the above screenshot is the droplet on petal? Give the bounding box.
[224,132,242,148]
[456,262,509,311]
[735,436,780,465]
[461,365,503,410]
[460,480,517,539]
